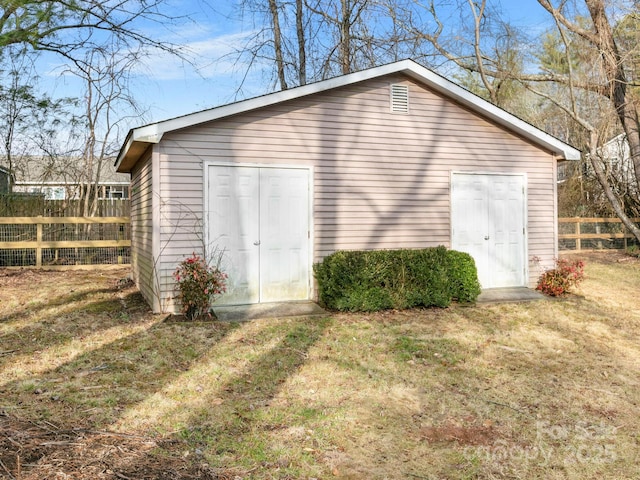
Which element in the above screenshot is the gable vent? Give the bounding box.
[390,84,409,114]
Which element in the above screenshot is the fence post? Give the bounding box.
[575,220,581,252]
[117,221,123,265]
[36,221,42,268]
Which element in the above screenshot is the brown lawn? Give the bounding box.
[1,252,639,479]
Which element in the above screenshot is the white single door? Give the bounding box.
[451,173,526,288]
[207,165,310,305]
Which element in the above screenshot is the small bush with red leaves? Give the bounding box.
[536,258,585,297]
[173,253,227,320]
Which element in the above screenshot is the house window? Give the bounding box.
[390,84,409,114]
[103,185,128,199]
[21,185,66,200]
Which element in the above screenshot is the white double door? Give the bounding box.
[207,165,310,305]
[451,173,526,289]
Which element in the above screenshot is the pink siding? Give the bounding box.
[149,73,557,309]
[130,150,155,307]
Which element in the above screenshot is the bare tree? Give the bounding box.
[0,47,75,186]
[0,0,195,218]
[268,0,288,90]
[305,0,380,77]
[393,0,640,241]
[61,43,148,217]
[534,0,640,240]
[296,0,307,85]
[231,0,409,90]
[0,0,185,64]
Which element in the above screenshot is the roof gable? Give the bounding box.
[116,59,581,172]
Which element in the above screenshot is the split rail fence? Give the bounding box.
[0,215,637,268]
[558,217,640,252]
[0,216,131,268]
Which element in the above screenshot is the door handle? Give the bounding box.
[484,236,490,240]
[253,240,261,246]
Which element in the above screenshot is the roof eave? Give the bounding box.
[116,130,157,173]
[116,59,581,170]
[115,64,407,172]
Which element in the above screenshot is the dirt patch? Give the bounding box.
[164,313,220,323]
[0,413,229,479]
[420,418,501,446]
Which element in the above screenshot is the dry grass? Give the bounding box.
[1,253,640,479]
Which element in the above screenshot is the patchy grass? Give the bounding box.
[1,253,640,479]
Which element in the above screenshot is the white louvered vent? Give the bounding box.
[390,84,409,114]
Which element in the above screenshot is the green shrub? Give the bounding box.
[445,250,482,303]
[313,247,481,311]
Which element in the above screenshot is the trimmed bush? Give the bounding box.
[445,249,483,303]
[313,247,481,311]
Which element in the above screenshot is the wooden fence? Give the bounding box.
[0,216,131,268]
[1,215,637,268]
[0,196,130,217]
[558,217,640,252]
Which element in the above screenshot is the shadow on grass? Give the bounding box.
[176,318,332,462]
[0,313,240,429]
[0,290,152,372]
[0,268,131,324]
[0,286,116,324]
[0,315,331,479]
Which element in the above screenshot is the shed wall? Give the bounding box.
[152,73,557,310]
[130,150,156,308]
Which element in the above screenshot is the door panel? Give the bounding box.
[260,168,310,302]
[208,166,260,304]
[490,176,525,287]
[451,174,490,284]
[207,165,310,305]
[452,173,526,288]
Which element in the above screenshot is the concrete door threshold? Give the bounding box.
[212,301,327,322]
[476,287,544,303]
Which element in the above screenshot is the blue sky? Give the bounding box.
[40,0,555,127]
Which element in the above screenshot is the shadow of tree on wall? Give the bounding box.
[310,77,455,257]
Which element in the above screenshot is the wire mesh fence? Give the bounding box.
[558,217,640,252]
[0,247,131,267]
[0,217,131,268]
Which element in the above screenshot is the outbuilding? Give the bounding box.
[115,59,580,313]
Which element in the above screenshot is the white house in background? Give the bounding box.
[563,133,638,192]
[599,134,636,190]
[5,156,130,200]
[115,59,580,313]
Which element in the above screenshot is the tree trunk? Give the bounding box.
[296,0,306,85]
[268,0,288,90]
[585,0,640,241]
[339,0,351,74]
